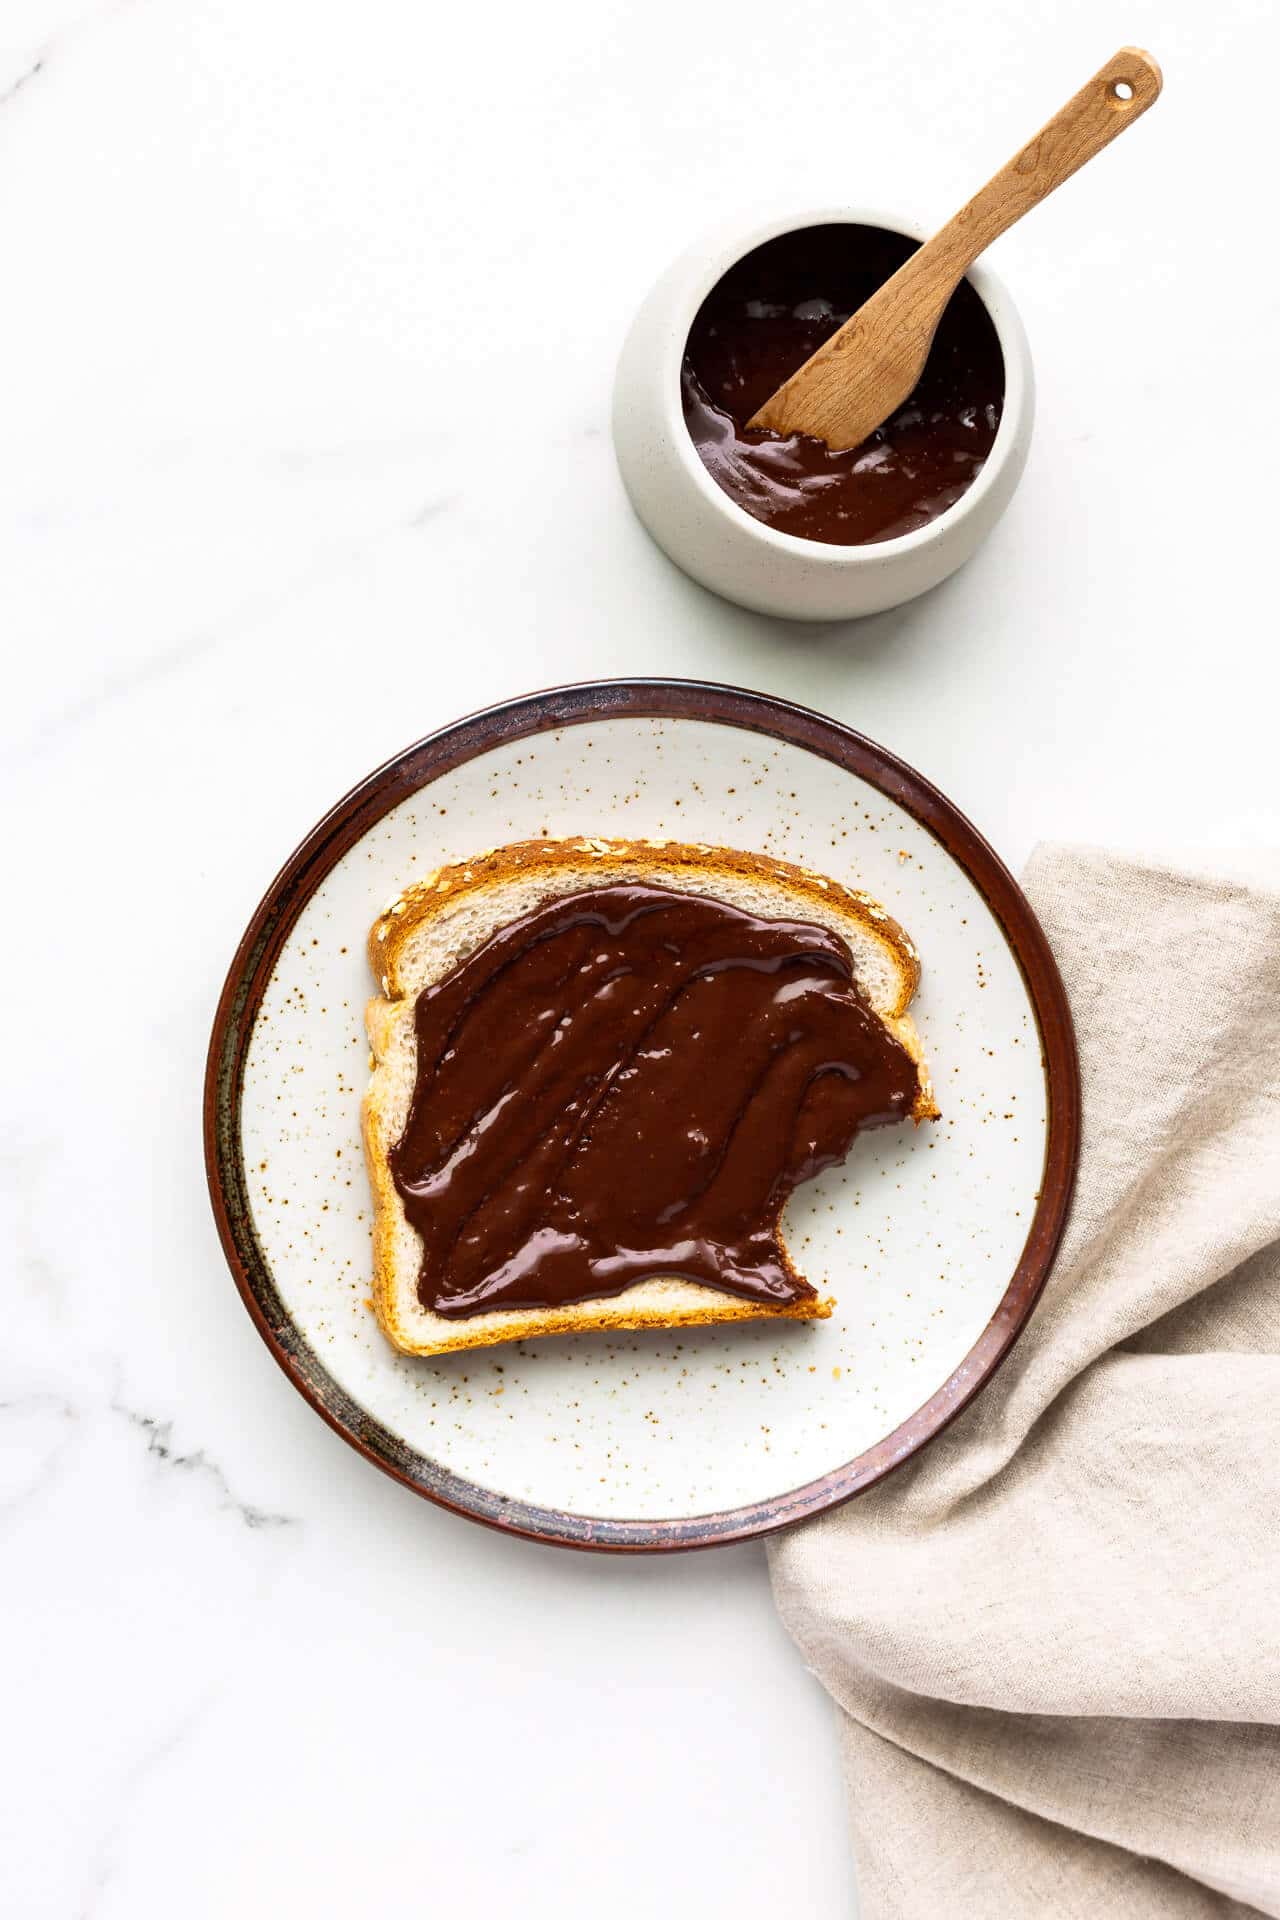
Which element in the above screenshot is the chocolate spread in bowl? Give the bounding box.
[683,223,1005,546]
[389,883,920,1318]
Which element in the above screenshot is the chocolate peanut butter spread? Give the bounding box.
[389,882,920,1319]
[683,224,1004,546]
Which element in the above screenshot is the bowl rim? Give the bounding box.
[204,678,1080,1553]
[661,203,1032,567]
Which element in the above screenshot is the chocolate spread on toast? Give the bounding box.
[389,883,919,1318]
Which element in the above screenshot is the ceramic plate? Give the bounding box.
[205,680,1078,1550]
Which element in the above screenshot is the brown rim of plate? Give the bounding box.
[204,678,1080,1553]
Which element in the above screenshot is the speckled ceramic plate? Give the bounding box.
[205,680,1078,1551]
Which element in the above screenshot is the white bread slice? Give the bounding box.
[362,838,935,1357]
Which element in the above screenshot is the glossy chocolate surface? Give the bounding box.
[683,224,1004,546]
[390,882,919,1317]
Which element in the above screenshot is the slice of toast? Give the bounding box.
[362,838,935,1357]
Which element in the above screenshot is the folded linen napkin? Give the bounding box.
[770,845,1280,1918]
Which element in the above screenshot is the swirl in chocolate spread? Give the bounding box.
[682,223,1005,546]
[389,883,920,1319]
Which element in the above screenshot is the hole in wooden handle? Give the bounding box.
[1110,77,1135,103]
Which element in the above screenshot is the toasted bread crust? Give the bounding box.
[363,837,934,1357]
[370,837,921,1013]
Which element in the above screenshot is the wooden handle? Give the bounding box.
[748,48,1162,446]
[922,48,1163,284]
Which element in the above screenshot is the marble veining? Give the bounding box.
[0,1392,79,1520]
[110,1401,299,1531]
[75,1692,220,1920]
[3,1,1273,1914]
[0,56,44,107]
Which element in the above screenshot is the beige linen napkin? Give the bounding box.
[769,845,1280,1918]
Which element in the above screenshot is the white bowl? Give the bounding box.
[612,205,1034,622]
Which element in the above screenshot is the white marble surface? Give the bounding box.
[2,2,1276,1915]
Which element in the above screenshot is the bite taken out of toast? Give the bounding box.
[362,837,936,1358]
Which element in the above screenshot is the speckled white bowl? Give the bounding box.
[612,206,1034,621]
[206,682,1077,1550]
